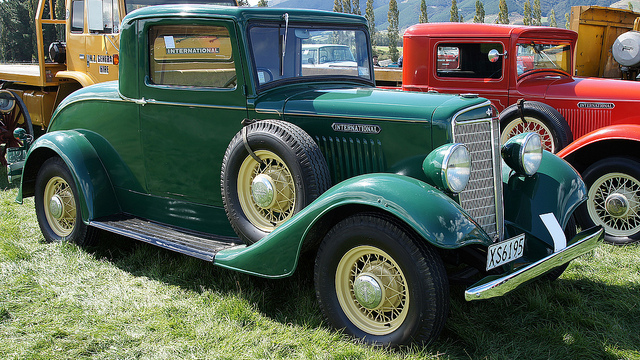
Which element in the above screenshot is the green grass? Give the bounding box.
[1,165,639,359]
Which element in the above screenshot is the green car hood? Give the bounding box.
[281,87,486,124]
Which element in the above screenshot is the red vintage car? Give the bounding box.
[402,23,640,244]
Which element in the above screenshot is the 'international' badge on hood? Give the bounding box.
[332,123,381,134]
[577,102,615,109]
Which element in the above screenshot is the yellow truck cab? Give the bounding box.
[0,0,237,165]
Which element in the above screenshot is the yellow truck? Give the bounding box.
[1,0,237,165]
[570,5,640,80]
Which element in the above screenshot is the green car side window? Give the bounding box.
[148,25,237,88]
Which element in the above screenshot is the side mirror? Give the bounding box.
[488,49,507,63]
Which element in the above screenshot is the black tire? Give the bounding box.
[34,157,97,245]
[575,157,640,245]
[541,215,577,281]
[500,100,572,153]
[221,120,330,245]
[314,213,449,346]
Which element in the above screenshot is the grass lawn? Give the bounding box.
[1,166,639,359]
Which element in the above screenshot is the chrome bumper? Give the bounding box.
[465,226,604,301]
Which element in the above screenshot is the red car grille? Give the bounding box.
[559,108,612,139]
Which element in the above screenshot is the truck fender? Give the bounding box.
[19,130,120,223]
[557,124,640,167]
[56,71,96,88]
[214,173,492,278]
[502,151,587,251]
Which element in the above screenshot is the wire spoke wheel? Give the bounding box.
[237,150,296,232]
[336,245,409,335]
[499,101,572,153]
[501,116,555,152]
[587,172,640,237]
[43,176,77,237]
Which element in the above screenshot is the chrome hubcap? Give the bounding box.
[605,193,629,218]
[251,174,275,209]
[353,274,383,309]
[49,195,64,219]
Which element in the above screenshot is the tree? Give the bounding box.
[343,0,352,14]
[387,0,400,62]
[532,0,542,26]
[365,0,376,47]
[237,0,249,6]
[352,0,361,15]
[0,0,32,62]
[497,0,509,24]
[419,0,428,23]
[450,0,459,22]
[460,14,464,22]
[523,0,532,25]
[564,12,570,29]
[474,0,485,23]
[629,2,634,11]
[333,0,343,13]
[257,0,268,6]
[548,9,557,27]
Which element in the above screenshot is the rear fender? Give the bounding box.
[214,173,492,278]
[19,130,120,223]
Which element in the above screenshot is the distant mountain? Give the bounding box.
[265,0,638,30]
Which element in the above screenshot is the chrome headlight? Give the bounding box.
[423,143,471,193]
[501,132,543,176]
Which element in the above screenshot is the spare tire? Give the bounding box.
[221,120,331,245]
[500,100,572,153]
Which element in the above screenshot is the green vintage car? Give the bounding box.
[7,5,603,346]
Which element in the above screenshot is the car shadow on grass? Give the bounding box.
[84,230,640,358]
[85,230,323,328]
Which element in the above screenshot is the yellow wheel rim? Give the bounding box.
[336,246,409,336]
[587,172,640,237]
[237,150,296,232]
[501,117,555,152]
[43,176,76,237]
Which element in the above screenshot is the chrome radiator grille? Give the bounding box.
[453,116,503,241]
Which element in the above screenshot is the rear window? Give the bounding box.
[148,25,237,88]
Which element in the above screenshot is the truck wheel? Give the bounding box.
[500,101,572,153]
[34,157,97,245]
[541,216,577,281]
[221,120,330,245]
[314,214,449,346]
[0,90,33,166]
[575,157,640,245]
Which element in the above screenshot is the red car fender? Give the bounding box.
[558,124,640,173]
[558,124,640,158]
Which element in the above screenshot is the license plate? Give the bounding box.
[486,234,525,271]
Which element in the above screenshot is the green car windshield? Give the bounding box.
[249,24,373,89]
[516,41,572,76]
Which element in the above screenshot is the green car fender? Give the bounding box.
[19,130,120,223]
[502,151,587,251]
[215,173,492,278]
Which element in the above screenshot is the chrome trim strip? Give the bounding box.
[283,111,427,123]
[465,226,604,301]
[118,91,245,111]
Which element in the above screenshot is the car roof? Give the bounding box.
[123,4,368,26]
[404,23,578,42]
